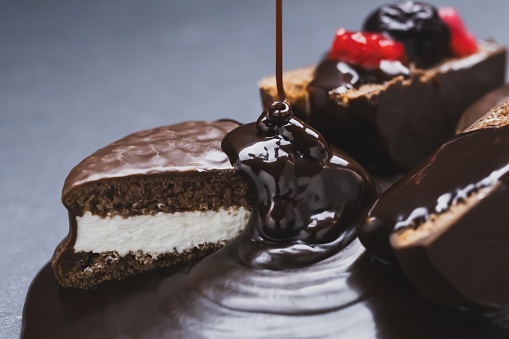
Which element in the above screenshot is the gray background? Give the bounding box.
[1,1,508,337]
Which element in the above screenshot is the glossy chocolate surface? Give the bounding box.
[221,101,376,268]
[222,0,377,269]
[22,239,509,338]
[359,125,509,310]
[62,120,240,198]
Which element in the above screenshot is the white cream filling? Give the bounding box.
[74,207,250,256]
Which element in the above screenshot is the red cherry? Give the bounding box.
[329,28,407,69]
[438,7,478,57]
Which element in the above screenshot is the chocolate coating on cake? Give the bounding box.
[54,120,252,289]
[359,124,509,309]
[456,85,509,132]
[221,102,377,268]
[62,120,241,198]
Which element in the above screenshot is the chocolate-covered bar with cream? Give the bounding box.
[358,100,509,310]
[52,120,252,289]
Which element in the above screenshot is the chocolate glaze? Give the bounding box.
[220,0,376,268]
[62,120,241,198]
[456,84,509,132]
[304,43,506,173]
[359,125,509,310]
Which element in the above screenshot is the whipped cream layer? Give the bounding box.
[74,207,250,256]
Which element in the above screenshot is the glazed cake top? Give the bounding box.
[62,120,240,198]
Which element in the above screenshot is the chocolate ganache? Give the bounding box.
[221,101,376,269]
[219,0,376,269]
[359,124,509,311]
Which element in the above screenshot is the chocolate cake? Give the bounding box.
[52,120,252,289]
[259,3,507,173]
[358,99,509,310]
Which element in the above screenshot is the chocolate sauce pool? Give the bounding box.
[22,239,509,338]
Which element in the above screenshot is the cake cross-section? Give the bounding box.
[52,120,252,289]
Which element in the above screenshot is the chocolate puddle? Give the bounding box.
[22,239,509,338]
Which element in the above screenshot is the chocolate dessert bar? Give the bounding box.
[52,120,252,289]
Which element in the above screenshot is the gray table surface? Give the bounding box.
[1,1,508,338]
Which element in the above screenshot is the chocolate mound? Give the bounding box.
[221,101,377,269]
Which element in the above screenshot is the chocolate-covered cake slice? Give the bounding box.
[52,120,252,289]
[358,100,509,310]
[259,2,507,173]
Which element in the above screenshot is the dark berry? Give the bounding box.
[438,7,478,57]
[363,1,451,68]
[329,28,408,69]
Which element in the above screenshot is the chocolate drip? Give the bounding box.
[221,101,376,268]
[218,0,374,269]
[276,0,286,102]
